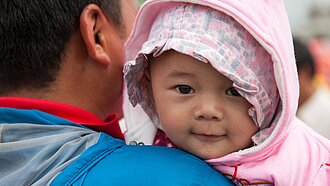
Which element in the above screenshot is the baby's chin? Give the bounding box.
[199,152,231,160]
[179,146,233,160]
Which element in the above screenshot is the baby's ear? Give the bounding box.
[144,68,151,81]
[144,53,153,81]
[143,66,157,113]
[143,67,152,97]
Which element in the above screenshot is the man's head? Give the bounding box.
[293,38,316,106]
[0,0,138,118]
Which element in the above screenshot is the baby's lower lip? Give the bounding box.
[194,134,224,141]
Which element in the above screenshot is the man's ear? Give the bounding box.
[80,4,111,66]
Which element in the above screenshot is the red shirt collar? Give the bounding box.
[0,97,124,140]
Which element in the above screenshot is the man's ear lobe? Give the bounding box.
[80,4,111,66]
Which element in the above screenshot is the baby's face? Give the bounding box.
[149,50,259,159]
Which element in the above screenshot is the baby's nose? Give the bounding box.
[193,97,224,121]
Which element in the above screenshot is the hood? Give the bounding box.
[0,108,99,185]
[124,0,298,161]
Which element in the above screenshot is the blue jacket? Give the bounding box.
[0,107,233,185]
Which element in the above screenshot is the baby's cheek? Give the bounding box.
[161,118,179,133]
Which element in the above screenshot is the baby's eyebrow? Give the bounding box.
[166,71,197,79]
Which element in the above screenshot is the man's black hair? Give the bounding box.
[0,0,122,95]
[293,38,316,77]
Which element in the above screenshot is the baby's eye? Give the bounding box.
[226,87,241,96]
[175,85,194,94]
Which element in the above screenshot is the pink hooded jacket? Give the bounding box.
[123,0,330,185]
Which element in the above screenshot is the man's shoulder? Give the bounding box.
[52,135,233,186]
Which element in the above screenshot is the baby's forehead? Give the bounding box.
[148,50,233,85]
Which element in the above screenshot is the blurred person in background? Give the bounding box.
[294,38,330,139]
[309,36,330,87]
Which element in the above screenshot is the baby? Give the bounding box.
[124,1,330,185]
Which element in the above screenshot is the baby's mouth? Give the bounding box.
[192,133,225,142]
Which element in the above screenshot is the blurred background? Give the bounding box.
[285,0,330,139]
[285,0,330,39]
[284,0,330,86]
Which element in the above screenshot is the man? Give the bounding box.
[0,0,232,185]
[294,38,330,139]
